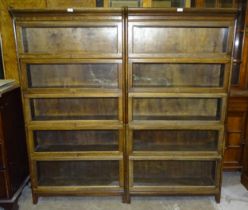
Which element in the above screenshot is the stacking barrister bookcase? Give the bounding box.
[11,8,236,203]
[12,9,125,203]
[126,9,236,203]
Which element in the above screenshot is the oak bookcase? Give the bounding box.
[11,8,236,203]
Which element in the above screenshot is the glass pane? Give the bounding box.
[231,63,240,85]
[171,0,185,7]
[132,97,222,121]
[132,63,224,88]
[96,0,104,7]
[132,27,229,54]
[205,0,216,7]
[34,130,119,152]
[27,63,119,88]
[30,98,118,120]
[22,26,119,54]
[233,33,243,60]
[110,0,141,7]
[152,0,172,7]
[133,160,216,186]
[220,0,233,8]
[133,130,219,151]
[37,161,119,186]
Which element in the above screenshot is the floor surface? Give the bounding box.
[1,172,248,210]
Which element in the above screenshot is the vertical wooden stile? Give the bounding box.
[122,6,130,203]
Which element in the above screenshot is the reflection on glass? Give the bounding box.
[132,63,225,88]
[233,33,243,61]
[110,0,142,7]
[27,64,119,89]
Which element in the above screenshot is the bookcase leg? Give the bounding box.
[122,192,131,204]
[215,193,221,203]
[32,193,39,205]
[126,194,131,204]
[122,194,126,203]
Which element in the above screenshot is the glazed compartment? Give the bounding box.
[130,26,229,54]
[37,160,120,186]
[132,63,226,88]
[131,97,223,121]
[132,129,220,152]
[132,160,216,186]
[26,63,120,89]
[21,25,120,55]
[34,130,120,152]
[30,97,119,121]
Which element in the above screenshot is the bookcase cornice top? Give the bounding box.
[9,8,238,18]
